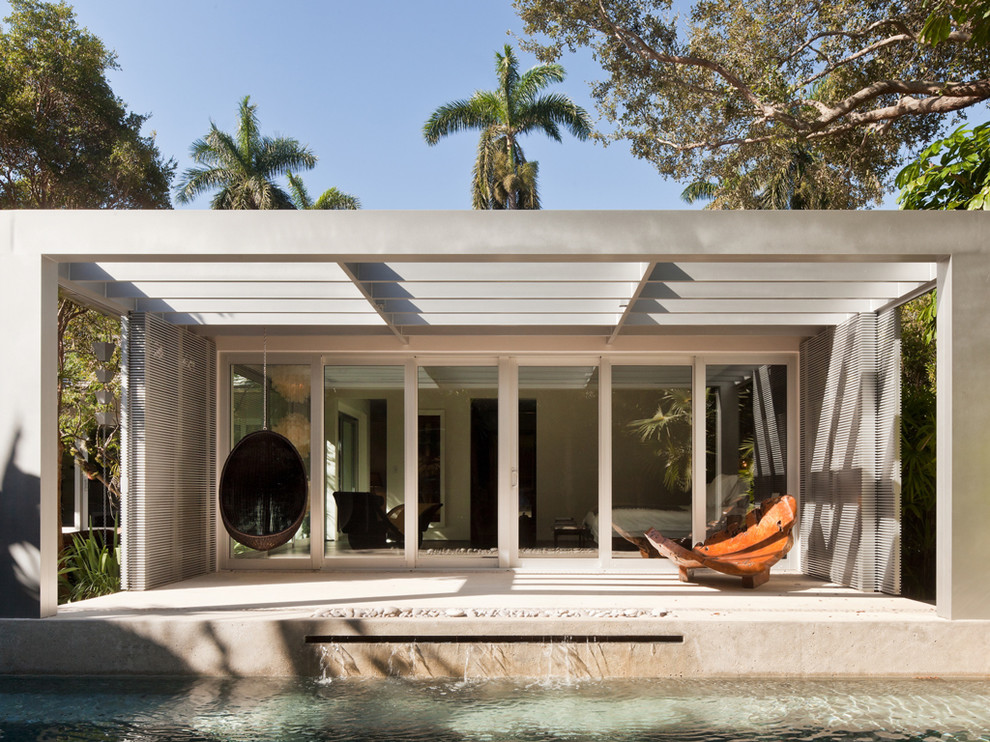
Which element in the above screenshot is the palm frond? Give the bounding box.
[424,98,497,144]
[312,187,361,210]
[286,172,310,209]
[257,137,317,178]
[236,95,261,159]
[515,63,566,103]
[495,44,520,101]
[517,94,592,141]
[680,180,719,204]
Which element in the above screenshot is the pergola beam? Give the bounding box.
[339,262,408,344]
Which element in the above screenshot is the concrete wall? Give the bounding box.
[0,249,57,618]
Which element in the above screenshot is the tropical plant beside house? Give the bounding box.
[423,44,590,209]
[58,525,120,603]
[58,296,122,529]
[900,292,937,601]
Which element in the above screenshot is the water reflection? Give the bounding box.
[1,676,988,741]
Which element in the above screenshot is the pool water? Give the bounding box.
[0,676,988,741]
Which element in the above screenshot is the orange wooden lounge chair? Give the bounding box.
[645,495,797,589]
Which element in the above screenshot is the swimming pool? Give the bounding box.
[1,676,988,741]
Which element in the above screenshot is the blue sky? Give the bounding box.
[1,0,962,210]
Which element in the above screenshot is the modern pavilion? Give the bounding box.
[1,209,987,621]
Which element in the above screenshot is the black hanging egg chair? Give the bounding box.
[219,428,308,552]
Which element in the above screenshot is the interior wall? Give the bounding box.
[531,389,599,540]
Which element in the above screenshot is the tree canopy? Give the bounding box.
[514,0,990,207]
[175,96,317,209]
[0,0,174,208]
[424,44,590,209]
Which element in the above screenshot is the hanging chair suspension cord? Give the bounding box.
[262,328,268,431]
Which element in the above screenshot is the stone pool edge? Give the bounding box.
[1,616,988,679]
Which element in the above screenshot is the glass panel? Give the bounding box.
[324,366,405,557]
[705,364,788,539]
[611,366,693,558]
[418,366,498,557]
[230,364,312,559]
[518,366,598,558]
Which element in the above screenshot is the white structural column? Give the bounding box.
[937,254,990,619]
[0,247,58,618]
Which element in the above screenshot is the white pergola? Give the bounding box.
[61,257,935,340]
[1,209,987,619]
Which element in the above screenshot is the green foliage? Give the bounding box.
[921,0,990,46]
[286,172,361,210]
[628,388,693,492]
[58,527,120,603]
[176,96,317,209]
[896,122,990,210]
[424,44,590,209]
[514,0,990,208]
[681,143,842,209]
[900,292,937,602]
[58,296,121,502]
[0,0,174,208]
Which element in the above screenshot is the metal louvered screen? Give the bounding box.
[800,312,901,593]
[875,309,902,594]
[121,313,216,590]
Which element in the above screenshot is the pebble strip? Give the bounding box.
[313,607,668,619]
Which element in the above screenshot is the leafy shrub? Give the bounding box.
[900,292,936,602]
[58,527,120,603]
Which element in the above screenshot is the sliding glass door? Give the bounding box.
[324,365,405,558]
[517,365,599,558]
[221,353,795,570]
[705,363,788,539]
[417,365,499,561]
[610,365,693,559]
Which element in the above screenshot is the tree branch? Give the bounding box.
[594,0,810,132]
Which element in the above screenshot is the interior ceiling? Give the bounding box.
[59,258,937,340]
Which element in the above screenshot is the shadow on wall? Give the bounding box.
[0,428,42,618]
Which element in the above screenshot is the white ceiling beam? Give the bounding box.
[378,298,627,314]
[162,312,388,326]
[369,281,637,300]
[353,262,647,282]
[135,298,376,313]
[105,280,365,300]
[339,262,408,344]
[631,298,879,313]
[57,276,135,316]
[68,262,354,282]
[648,262,936,282]
[640,281,928,300]
[626,312,853,326]
[608,261,657,345]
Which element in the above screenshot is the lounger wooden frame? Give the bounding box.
[646,495,797,589]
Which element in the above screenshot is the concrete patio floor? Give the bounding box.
[2,570,988,679]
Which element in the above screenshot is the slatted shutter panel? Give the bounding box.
[875,309,902,594]
[121,313,216,590]
[800,312,901,593]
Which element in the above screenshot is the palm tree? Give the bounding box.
[424,44,591,209]
[175,96,316,209]
[681,143,836,210]
[286,173,361,210]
